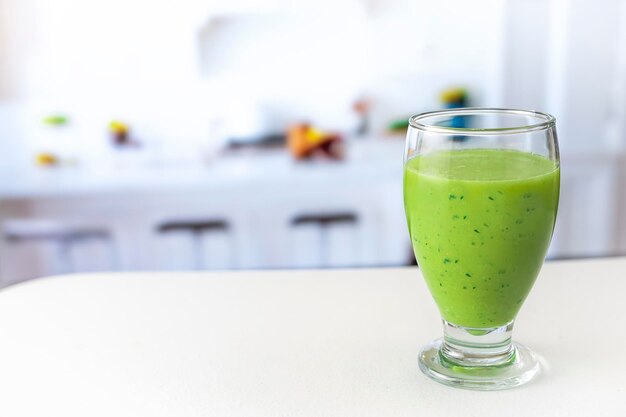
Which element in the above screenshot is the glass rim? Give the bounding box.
[409,108,556,135]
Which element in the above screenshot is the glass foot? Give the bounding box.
[418,338,540,390]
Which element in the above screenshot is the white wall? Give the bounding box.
[0,0,30,170]
[0,0,506,164]
[198,0,505,134]
[500,0,626,257]
[502,0,625,154]
[3,0,623,156]
[2,0,626,260]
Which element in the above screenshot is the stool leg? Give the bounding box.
[57,238,73,274]
[229,233,237,270]
[319,225,328,268]
[192,231,204,271]
[108,238,118,271]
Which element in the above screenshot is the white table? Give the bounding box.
[0,258,624,416]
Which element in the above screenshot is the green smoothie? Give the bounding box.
[404,149,559,328]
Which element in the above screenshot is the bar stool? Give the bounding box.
[2,219,115,276]
[156,219,233,270]
[290,212,359,267]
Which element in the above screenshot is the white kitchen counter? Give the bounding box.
[0,139,404,199]
[2,139,625,266]
[0,258,624,416]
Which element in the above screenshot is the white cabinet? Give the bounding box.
[1,145,624,286]
[549,154,624,258]
[0,153,408,285]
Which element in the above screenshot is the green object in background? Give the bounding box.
[388,118,410,132]
[42,115,69,126]
[404,149,560,328]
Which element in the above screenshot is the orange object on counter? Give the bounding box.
[287,124,343,160]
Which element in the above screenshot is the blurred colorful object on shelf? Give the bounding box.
[42,115,69,126]
[387,118,410,134]
[34,152,59,167]
[440,87,470,139]
[108,120,134,147]
[440,87,468,108]
[109,120,129,135]
[352,97,372,136]
[287,124,343,160]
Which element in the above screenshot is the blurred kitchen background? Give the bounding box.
[0,0,625,286]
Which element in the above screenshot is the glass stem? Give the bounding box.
[440,320,516,367]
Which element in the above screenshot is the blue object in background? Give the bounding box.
[440,87,469,140]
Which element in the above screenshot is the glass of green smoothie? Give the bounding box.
[404,108,560,390]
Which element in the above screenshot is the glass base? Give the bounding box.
[418,338,540,391]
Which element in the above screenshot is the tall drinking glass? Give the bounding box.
[404,108,560,390]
